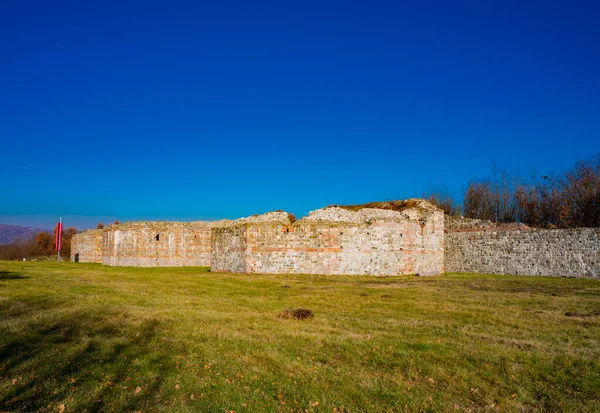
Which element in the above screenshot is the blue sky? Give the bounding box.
[1,1,599,229]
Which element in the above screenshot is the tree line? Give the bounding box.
[0,221,113,261]
[0,226,77,261]
[426,154,600,228]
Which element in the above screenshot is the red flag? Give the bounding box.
[55,221,63,251]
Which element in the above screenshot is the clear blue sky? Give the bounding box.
[1,0,599,229]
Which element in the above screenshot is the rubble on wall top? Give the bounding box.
[304,207,413,223]
[304,207,431,223]
[213,200,441,227]
[243,211,294,224]
[333,198,441,213]
[304,207,362,223]
[304,199,441,223]
[80,199,440,231]
[213,211,295,228]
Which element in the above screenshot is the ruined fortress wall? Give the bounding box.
[212,206,444,276]
[444,217,600,277]
[211,225,248,273]
[243,220,438,275]
[413,214,445,276]
[101,222,213,267]
[71,199,599,277]
[70,229,103,263]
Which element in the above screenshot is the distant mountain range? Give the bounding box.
[0,224,50,245]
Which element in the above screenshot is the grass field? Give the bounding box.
[1,261,599,412]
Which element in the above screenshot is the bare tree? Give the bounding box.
[462,155,599,228]
[464,181,495,221]
[561,155,600,227]
[423,183,461,216]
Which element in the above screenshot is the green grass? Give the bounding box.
[1,262,599,412]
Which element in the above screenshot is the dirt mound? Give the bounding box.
[278,308,314,320]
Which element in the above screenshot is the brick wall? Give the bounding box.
[71,201,599,278]
[101,222,214,267]
[212,203,444,276]
[211,225,248,273]
[70,229,103,263]
[445,216,600,277]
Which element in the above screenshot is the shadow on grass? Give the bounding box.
[0,271,28,280]
[0,307,175,412]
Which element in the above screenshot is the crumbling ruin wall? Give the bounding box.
[102,221,214,267]
[212,202,444,276]
[211,225,248,273]
[71,198,598,277]
[445,216,600,277]
[70,229,103,263]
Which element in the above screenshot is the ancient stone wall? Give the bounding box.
[211,225,248,273]
[212,202,444,276]
[102,221,214,267]
[71,199,599,277]
[70,229,103,263]
[445,216,529,231]
[445,216,600,277]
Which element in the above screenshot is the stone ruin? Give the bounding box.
[102,221,215,267]
[70,198,600,278]
[444,216,600,278]
[212,200,444,276]
[71,199,445,276]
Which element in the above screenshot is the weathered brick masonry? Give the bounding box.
[445,216,600,277]
[99,221,215,267]
[71,199,600,277]
[70,229,103,263]
[212,201,445,276]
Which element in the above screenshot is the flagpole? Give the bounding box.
[58,217,62,263]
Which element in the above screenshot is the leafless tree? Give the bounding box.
[423,183,461,216]
[462,154,599,228]
[560,155,600,227]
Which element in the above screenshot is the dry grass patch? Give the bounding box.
[0,262,599,412]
